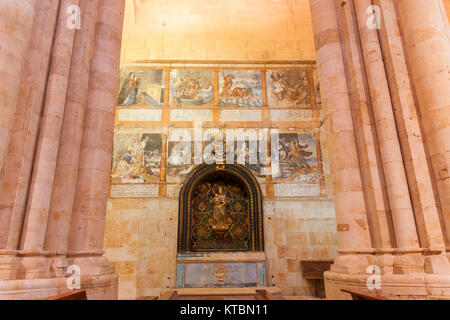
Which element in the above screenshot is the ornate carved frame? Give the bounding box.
[177,164,264,252]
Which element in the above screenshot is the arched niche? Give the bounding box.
[178,164,264,253]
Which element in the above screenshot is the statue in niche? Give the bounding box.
[212,186,231,238]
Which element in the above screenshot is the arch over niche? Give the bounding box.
[177,164,264,253]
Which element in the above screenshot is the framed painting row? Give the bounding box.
[110,128,325,188]
[118,67,321,109]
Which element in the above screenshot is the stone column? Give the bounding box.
[336,0,395,264]
[0,0,36,174]
[0,0,59,280]
[397,0,450,258]
[45,0,100,277]
[353,0,422,273]
[309,0,373,273]
[375,0,449,273]
[67,0,125,281]
[20,0,79,256]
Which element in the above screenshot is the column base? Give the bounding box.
[330,253,375,274]
[0,253,54,280]
[0,255,19,280]
[67,255,115,276]
[0,274,118,300]
[324,271,450,299]
[16,255,53,279]
[424,253,450,274]
[393,252,424,274]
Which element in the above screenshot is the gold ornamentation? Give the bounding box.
[178,164,264,252]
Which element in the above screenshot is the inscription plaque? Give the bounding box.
[220,110,262,122]
[170,109,213,122]
[117,109,162,122]
[270,110,312,121]
[110,184,159,198]
[274,183,320,197]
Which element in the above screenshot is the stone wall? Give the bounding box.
[103,59,338,299]
[120,0,316,62]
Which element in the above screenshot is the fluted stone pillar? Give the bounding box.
[309,0,373,276]
[336,0,395,261]
[0,0,59,280]
[353,0,422,273]
[45,0,100,276]
[0,0,122,299]
[17,0,81,280]
[67,0,125,285]
[397,0,450,259]
[375,0,449,274]
[0,0,36,175]
[21,0,79,254]
[311,0,450,299]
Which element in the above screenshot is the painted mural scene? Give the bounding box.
[166,139,196,183]
[170,69,214,106]
[273,133,320,183]
[224,139,267,182]
[219,70,263,107]
[118,68,165,107]
[266,70,312,107]
[111,133,162,184]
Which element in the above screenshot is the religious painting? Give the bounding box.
[166,139,196,183]
[266,69,311,108]
[111,133,162,184]
[191,176,251,251]
[117,68,165,107]
[170,69,214,107]
[224,139,267,183]
[272,133,321,183]
[200,129,268,182]
[219,70,263,107]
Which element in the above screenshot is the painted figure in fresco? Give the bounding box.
[279,137,291,162]
[173,76,213,105]
[232,87,253,98]
[111,136,150,181]
[236,143,247,165]
[129,136,147,176]
[143,149,161,177]
[219,71,262,107]
[270,72,287,101]
[220,75,234,97]
[168,141,195,176]
[174,76,190,99]
[118,72,139,106]
[270,71,310,104]
[168,141,186,166]
[287,140,312,170]
[111,148,138,180]
[197,80,214,101]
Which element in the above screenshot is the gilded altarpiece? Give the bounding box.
[176,164,266,288]
[178,164,264,253]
